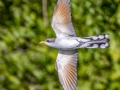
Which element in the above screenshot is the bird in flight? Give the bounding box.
[40,0,109,90]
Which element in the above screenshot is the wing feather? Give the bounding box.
[51,0,76,37]
[56,50,78,90]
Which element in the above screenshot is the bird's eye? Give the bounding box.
[46,39,50,42]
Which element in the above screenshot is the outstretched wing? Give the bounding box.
[56,50,78,90]
[51,0,76,37]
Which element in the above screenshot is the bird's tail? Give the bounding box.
[79,34,110,48]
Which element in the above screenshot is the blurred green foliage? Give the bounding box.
[0,0,120,90]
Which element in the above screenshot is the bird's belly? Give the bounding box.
[55,39,79,50]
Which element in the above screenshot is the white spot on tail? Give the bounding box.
[93,44,98,48]
[105,34,109,38]
[93,36,98,40]
[98,35,104,39]
[105,43,109,47]
[100,44,106,48]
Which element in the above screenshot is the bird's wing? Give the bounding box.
[51,0,76,37]
[56,50,78,90]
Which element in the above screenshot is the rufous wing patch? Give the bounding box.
[53,1,71,24]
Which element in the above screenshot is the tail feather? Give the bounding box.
[83,34,110,48]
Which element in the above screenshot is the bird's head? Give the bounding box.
[39,38,56,47]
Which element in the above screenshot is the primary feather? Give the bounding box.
[51,0,76,37]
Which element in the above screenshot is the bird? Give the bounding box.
[40,0,109,90]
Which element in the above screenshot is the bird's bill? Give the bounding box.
[39,41,46,44]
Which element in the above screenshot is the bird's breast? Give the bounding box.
[55,38,79,50]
